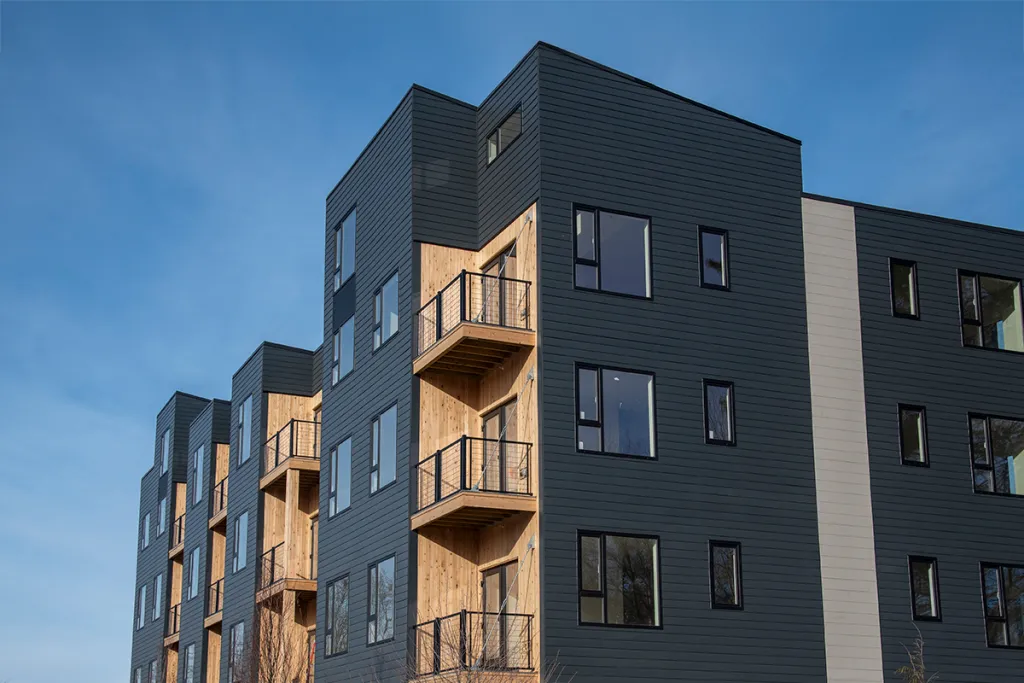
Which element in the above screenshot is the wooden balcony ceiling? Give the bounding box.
[163,633,179,648]
[410,491,537,531]
[414,324,535,376]
[259,457,320,491]
[208,507,227,530]
[203,611,223,630]
[256,578,317,604]
[168,541,184,560]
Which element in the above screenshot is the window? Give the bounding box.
[709,541,743,609]
[134,667,143,683]
[192,444,204,505]
[329,438,352,516]
[367,556,395,644]
[152,573,163,621]
[579,532,660,627]
[187,547,200,600]
[233,511,248,572]
[161,428,170,474]
[334,208,356,292]
[486,106,522,164]
[699,227,729,290]
[136,584,147,630]
[228,622,245,683]
[899,405,928,466]
[141,512,151,549]
[371,405,397,493]
[959,271,1024,351]
[981,563,1024,647]
[373,273,399,350]
[157,497,167,535]
[890,259,919,318]
[908,556,940,621]
[576,365,656,458]
[970,414,1024,495]
[238,395,252,465]
[148,660,157,683]
[704,380,735,446]
[183,643,195,683]
[325,575,350,656]
[574,206,652,298]
[332,316,354,385]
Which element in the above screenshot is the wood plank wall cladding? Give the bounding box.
[215,444,229,485]
[265,391,321,445]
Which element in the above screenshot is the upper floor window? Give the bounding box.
[710,541,743,609]
[141,512,151,549]
[699,227,729,290]
[574,206,652,299]
[329,438,352,516]
[228,622,245,683]
[486,107,522,164]
[704,380,735,446]
[899,405,929,466]
[890,259,919,318]
[160,428,170,474]
[332,316,354,385]
[238,395,252,466]
[186,547,200,600]
[909,556,940,621]
[367,556,396,644]
[981,563,1024,647]
[959,271,1024,352]
[371,405,398,493]
[334,208,356,292]
[325,574,350,656]
[136,584,147,630]
[192,445,204,505]
[576,365,655,458]
[152,573,163,621]
[157,497,167,535]
[134,667,143,683]
[970,414,1024,495]
[373,274,399,350]
[232,511,248,572]
[579,532,660,627]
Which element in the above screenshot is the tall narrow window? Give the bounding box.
[578,532,660,627]
[371,405,398,492]
[238,395,252,465]
[334,208,356,292]
[576,365,656,458]
[486,106,522,164]
[970,414,1024,495]
[228,622,245,683]
[710,541,742,609]
[373,274,399,350]
[152,573,163,621]
[704,380,735,446]
[329,438,352,516]
[192,444,204,505]
[161,428,170,474]
[157,497,167,535]
[899,405,928,466]
[233,511,248,572]
[573,206,652,298]
[325,574,350,656]
[148,661,157,683]
[187,547,200,600]
[332,316,354,385]
[134,667,143,683]
[909,556,940,621]
[182,643,195,683]
[136,584,147,630]
[959,271,1024,351]
[890,259,919,318]
[981,563,1024,647]
[141,512,151,549]
[367,556,396,644]
[699,227,729,290]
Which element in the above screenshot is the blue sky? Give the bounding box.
[0,2,1021,681]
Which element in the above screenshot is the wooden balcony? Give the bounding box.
[168,514,185,559]
[255,543,317,603]
[260,420,321,490]
[208,477,228,529]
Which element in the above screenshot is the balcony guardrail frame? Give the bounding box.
[171,514,185,547]
[264,419,321,473]
[166,603,181,638]
[207,578,224,617]
[211,477,228,518]
[415,436,532,513]
[413,610,534,677]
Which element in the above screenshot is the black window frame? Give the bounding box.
[328,436,352,517]
[898,404,929,467]
[227,621,244,683]
[969,412,1024,497]
[372,271,400,352]
[485,104,523,166]
[237,394,253,467]
[367,555,396,645]
[191,444,204,506]
[979,562,1024,648]
[709,540,743,610]
[577,530,662,629]
[370,404,398,494]
[141,512,151,549]
[703,379,736,447]
[698,226,730,291]
[889,258,920,319]
[186,546,200,601]
[333,205,356,293]
[152,572,163,622]
[160,428,170,474]
[157,496,167,536]
[572,204,654,300]
[332,315,354,386]
[324,573,350,657]
[574,363,658,460]
[232,511,248,573]
[908,555,941,622]
[957,269,1024,353]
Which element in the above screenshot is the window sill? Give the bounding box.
[573,284,653,302]
[576,448,656,461]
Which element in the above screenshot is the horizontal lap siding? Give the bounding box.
[261,343,317,397]
[855,206,1024,680]
[537,47,826,682]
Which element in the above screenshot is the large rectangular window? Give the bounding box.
[141,512,151,549]
[959,271,1024,351]
[574,206,652,298]
[371,405,398,493]
[238,395,252,465]
[325,574,350,656]
[710,541,743,609]
[329,438,352,516]
[192,444,204,505]
[334,208,356,292]
[486,106,522,164]
[228,622,245,683]
[161,428,170,474]
[157,497,167,536]
[332,316,354,385]
[152,573,163,621]
[183,643,195,683]
[233,511,248,572]
[367,556,396,644]
[909,556,940,621]
[579,532,660,627]
[970,414,1024,495]
[136,584,147,630]
[187,547,200,600]
[704,380,735,446]
[899,405,929,466]
[699,227,729,290]
[373,273,399,350]
[576,365,656,458]
[981,563,1024,647]
[890,259,919,318]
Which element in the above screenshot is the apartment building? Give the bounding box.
[130,42,1023,683]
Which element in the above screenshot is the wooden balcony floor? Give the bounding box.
[414,324,535,376]
[411,491,536,531]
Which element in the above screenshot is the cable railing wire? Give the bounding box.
[416,436,531,511]
[264,419,321,472]
[413,611,533,676]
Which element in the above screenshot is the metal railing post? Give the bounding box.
[434,451,442,505]
[459,270,467,322]
[460,437,467,491]
[434,293,442,347]
[289,420,295,459]
[433,618,442,674]
[459,610,467,669]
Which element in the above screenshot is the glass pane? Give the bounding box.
[340,317,354,377]
[379,406,397,488]
[377,558,395,641]
[577,425,601,452]
[963,323,983,347]
[891,262,916,315]
[975,468,995,493]
[581,536,602,591]
[900,409,925,463]
[598,211,650,297]
[329,578,349,654]
[487,134,498,163]
[988,619,1008,647]
[960,274,978,320]
[972,418,990,465]
[341,210,356,282]
[601,369,654,457]
[336,439,352,511]
[580,596,604,624]
[990,418,1024,495]
[575,210,596,261]
[702,231,727,287]
[604,535,658,626]
[910,560,937,618]
[577,368,599,422]
[712,546,738,606]
[383,275,399,341]
[575,264,598,290]
[498,109,522,153]
[1007,567,1024,646]
[983,567,1003,617]
[706,384,732,443]
[979,276,1024,351]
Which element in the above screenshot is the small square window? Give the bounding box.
[709,541,742,609]
[486,107,522,164]
[699,228,729,290]
[890,259,919,318]
[704,380,735,446]
[898,405,928,466]
[573,207,652,298]
[909,556,940,621]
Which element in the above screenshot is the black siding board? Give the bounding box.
[855,206,1024,681]
[261,343,317,397]
[535,47,826,681]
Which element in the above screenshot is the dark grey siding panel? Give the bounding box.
[319,92,414,683]
[411,88,477,249]
[535,47,826,681]
[855,206,1024,681]
[261,343,317,397]
[171,393,212,482]
[311,342,325,395]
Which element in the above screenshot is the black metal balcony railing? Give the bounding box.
[211,477,228,517]
[166,603,181,637]
[413,610,533,677]
[264,419,321,473]
[171,514,185,547]
[207,578,224,617]
[259,543,285,591]
[416,437,531,512]
[416,271,531,357]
